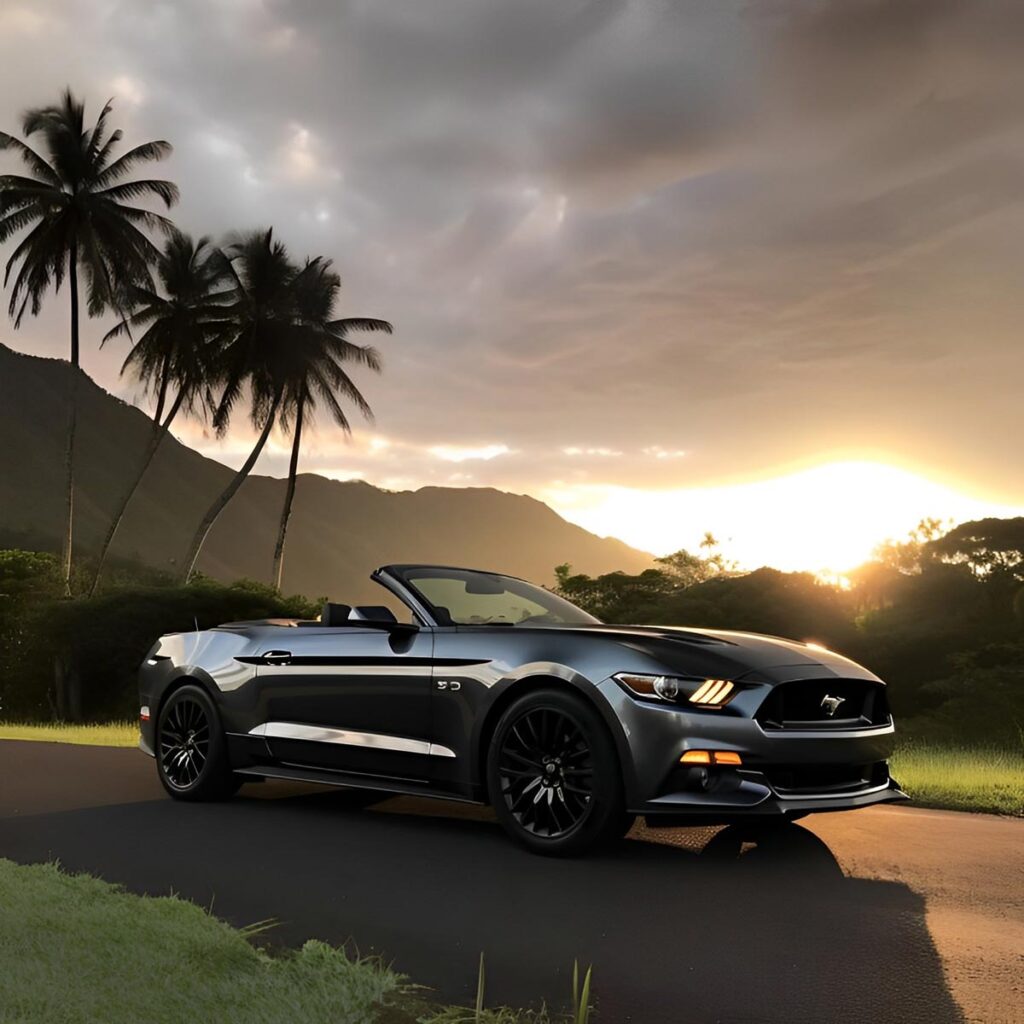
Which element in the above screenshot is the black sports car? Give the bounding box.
[139,564,907,854]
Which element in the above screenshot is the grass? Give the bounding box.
[0,859,404,1024]
[0,859,591,1024]
[889,741,1024,817]
[2,721,1022,817]
[0,720,138,747]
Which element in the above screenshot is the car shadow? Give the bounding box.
[0,782,964,1024]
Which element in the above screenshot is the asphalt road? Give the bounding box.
[1,741,1021,1024]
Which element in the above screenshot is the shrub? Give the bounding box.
[0,555,319,721]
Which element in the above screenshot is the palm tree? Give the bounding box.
[271,258,389,590]
[179,229,298,582]
[0,89,178,593]
[87,232,231,596]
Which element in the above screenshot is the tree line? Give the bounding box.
[2,517,1020,730]
[0,89,391,596]
[555,518,1024,745]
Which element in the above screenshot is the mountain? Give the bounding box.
[0,343,653,601]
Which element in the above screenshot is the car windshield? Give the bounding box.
[399,567,600,627]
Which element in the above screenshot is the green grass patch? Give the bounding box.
[0,859,590,1024]
[0,859,404,1024]
[0,720,138,747]
[890,742,1024,817]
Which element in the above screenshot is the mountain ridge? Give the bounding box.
[0,342,653,601]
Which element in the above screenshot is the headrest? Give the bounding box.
[352,605,398,624]
[321,602,352,626]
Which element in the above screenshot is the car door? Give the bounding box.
[252,625,436,781]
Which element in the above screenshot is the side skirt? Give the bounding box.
[232,764,484,806]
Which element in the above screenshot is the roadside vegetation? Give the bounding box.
[889,742,1024,817]
[0,859,590,1024]
[0,720,136,748]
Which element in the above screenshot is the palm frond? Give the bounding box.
[91,140,173,188]
[104,203,177,234]
[85,98,115,166]
[0,132,61,186]
[0,173,64,194]
[93,178,180,208]
[329,316,393,335]
[93,127,124,170]
[0,206,42,243]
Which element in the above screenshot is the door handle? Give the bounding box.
[261,650,293,664]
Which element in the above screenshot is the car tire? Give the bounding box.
[487,688,627,856]
[156,684,240,802]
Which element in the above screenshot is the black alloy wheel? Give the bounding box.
[498,706,594,838]
[156,684,239,801]
[160,694,210,789]
[488,688,632,856]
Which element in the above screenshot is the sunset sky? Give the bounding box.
[2,0,1023,572]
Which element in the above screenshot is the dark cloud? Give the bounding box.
[0,0,1022,512]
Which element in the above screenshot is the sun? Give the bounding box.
[544,461,1024,574]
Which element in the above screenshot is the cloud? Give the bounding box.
[0,0,1022,519]
[428,443,512,463]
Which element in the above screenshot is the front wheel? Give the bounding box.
[156,684,240,801]
[487,688,629,856]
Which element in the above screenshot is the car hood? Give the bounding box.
[569,623,880,682]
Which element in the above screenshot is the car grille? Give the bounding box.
[760,761,889,796]
[754,678,890,731]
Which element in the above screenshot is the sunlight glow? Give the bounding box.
[428,444,511,463]
[543,461,1024,573]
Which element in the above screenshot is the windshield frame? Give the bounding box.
[376,564,600,628]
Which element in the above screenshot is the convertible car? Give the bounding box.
[138,564,907,854]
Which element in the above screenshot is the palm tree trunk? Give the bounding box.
[61,244,80,597]
[152,354,170,426]
[86,388,187,597]
[180,390,283,583]
[271,392,305,590]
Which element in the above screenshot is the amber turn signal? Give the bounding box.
[713,751,743,765]
[680,749,742,766]
[680,750,712,765]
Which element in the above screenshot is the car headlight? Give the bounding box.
[613,673,736,707]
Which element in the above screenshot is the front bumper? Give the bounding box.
[596,678,909,821]
[636,774,908,824]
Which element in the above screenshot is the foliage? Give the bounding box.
[655,531,738,585]
[554,536,736,623]
[270,254,389,588]
[0,551,319,721]
[554,564,679,623]
[927,517,1024,581]
[180,231,389,582]
[0,88,176,325]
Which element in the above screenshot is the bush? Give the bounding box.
[0,553,320,721]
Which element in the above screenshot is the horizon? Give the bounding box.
[4,339,1023,574]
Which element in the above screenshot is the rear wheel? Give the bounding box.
[487,688,630,856]
[156,684,239,801]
